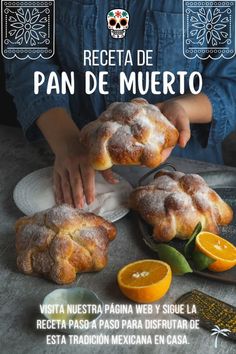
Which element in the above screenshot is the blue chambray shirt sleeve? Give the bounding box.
[200,57,236,146]
[4,57,71,141]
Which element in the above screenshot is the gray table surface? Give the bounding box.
[0,125,235,354]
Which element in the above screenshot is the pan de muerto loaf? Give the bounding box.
[130,170,233,242]
[15,205,116,284]
[80,98,179,170]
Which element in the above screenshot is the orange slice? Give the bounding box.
[117,259,172,303]
[195,232,236,272]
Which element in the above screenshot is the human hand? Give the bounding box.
[156,93,212,162]
[36,107,118,209]
[157,99,191,150]
[53,137,118,208]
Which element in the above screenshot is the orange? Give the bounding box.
[117,259,172,303]
[195,232,236,272]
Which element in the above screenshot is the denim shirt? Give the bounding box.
[4,0,236,164]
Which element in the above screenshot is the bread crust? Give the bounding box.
[80,98,179,170]
[15,205,116,284]
[129,170,233,242]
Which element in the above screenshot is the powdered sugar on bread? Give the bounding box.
[15,205,116,284]
[80,98,179,170]
[130,170,233,241]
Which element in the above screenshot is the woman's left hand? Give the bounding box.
[156,93,212,164]
[156,99,191,150]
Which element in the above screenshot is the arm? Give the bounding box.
[36,108,88,208]
[4,59,116,207]
[36,108,117,208]
[157,57,236,161]
[165,93,212,124]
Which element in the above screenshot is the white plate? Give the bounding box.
[13,167,133,222]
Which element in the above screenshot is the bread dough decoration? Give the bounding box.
[15,205,116,284]
[80,98,179,170]
[130,170,233,242]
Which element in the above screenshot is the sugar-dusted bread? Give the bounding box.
[129,170,233,242]
[80,98,179,170]
[15,205,116,284]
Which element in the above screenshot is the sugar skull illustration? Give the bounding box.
[107,9,129,39]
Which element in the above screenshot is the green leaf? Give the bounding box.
[192,250,215,271]
[144,240,192,275]
[184,222,202,259]
[108,11,114,17]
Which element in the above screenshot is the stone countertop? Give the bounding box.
[0,125,235,354]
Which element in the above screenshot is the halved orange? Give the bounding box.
[117,259,172,303]
[195,232,236,272]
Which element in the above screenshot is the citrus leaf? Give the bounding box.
[144,240,192,275]
[184,222,202,259]
[192,250,215,271]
